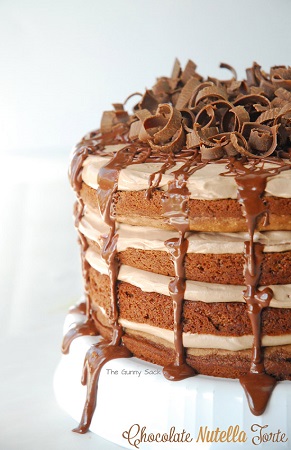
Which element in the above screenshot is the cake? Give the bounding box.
[62,60,291,435]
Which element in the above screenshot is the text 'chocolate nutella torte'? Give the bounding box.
[64,60,291,433]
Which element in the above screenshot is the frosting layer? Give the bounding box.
[80,205,291,254]
[86,246,291,308]
[119,318,291,351]
[82,154,291,200]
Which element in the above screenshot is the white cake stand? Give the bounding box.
[54,312,291,449]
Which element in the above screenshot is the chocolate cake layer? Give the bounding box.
[81,183,291,232]
[121,331,291,381]
[89,266,291,338]
[86,237,291,285]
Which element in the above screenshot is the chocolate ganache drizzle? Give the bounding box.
[161,155,206,380]
[65,60,291,432]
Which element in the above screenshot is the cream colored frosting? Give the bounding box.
[80,205,291,254]
[82,154,291,200]
[119,318,291,351]
[85,246,291,308]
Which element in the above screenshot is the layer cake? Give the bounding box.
[63,60,291,434]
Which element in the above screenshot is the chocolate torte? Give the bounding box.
[64,60,291,433]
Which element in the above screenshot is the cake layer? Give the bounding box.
[86,247,291,308]
[81,182,291,232]
[88,306,291,379]
[79,206,291,285]
[122,331,291,381]
[88,267,291,345]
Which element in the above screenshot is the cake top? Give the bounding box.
[95,60,291,162]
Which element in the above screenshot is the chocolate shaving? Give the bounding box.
[138,90,159,113]
[175,77,200,110]
[181,60,198,84]
[234,94,271,108]
[222,105,250,132]
[136,104,185,153]
[219,62,237,80]
[186,126,218,149]
[171,58,182,80]
[275,87,291,102]
[256,107,281,124]
[129,120,142,141]
[148,125,185,154]
[200,142,226,160]
[271,67,291,90]
[100,110,129,134]
[195,85,228,105]
[98,61,291,160]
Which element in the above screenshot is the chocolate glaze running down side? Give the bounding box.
[64,60,291,433]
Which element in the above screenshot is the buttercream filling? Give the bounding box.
[119,318,291,351]
[79,204,291,254]
[86,246,291,308]
[82,154,291,200]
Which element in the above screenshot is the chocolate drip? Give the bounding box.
[97,146,137,343]
[162,156,205,381]
[146,156,176,199]
[63,300,89,353]
[73,146,136,433]
[72,342,131,434]
[62,147,100,354]
[227,159,289,415]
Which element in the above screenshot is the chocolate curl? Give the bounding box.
[148,125,185,153]
[144,104,183,144]
[195,104,216,129]
[180,108,196,129]
[169,58,182,91]
[134,109,152,142]
[190,123,221,148]
[152,78,171,103]
[100,106,130,134]
[200,142,225,160]
[240,123,279,157]
[222,105,250,132]
[259,79,275,98]
[234,94,271,108]
[188,81,214,108]
[275,87,291,103]
[181,60,198,84]
[246,62,266,87]
[175,77,200,110]
[274,102,291,126]
[171,58,182,80]
[138,104,185,153]
[129,120,142,141]
[219,62,237,80]
[186,126,218,149]
[229,132,255,157]
[195,84,228,105]
[256,107,281,124]
[138,89,159,113]
[271,67,291,90]
[124,92,143,112]
[227,80,248,96]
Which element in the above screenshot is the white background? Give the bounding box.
[1,0,291,157]
[0,1,290,449]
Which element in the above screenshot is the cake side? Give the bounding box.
[64,60,291,433]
